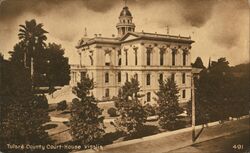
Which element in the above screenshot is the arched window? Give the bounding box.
[146,74,150,85]
[134,48,138,65]
[160,49,164,66]
[122,27,125,35]
[172,50,176,66]
[105,53,111,66]
[146,49,151,66]
[183,50,187,66]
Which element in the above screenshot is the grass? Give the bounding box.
[47,101,192,146]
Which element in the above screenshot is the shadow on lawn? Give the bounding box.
[98,131,125,145]
[44,123,58,130]
[95,125,160,146]
[61,110,71,114]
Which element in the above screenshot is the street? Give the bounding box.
[167,130,250,153]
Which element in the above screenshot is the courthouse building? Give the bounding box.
[70,5,194,104]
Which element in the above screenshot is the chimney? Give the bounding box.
[84,27,87,37]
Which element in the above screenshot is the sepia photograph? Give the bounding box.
[0,0,249,153]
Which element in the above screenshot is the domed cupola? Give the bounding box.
[120,6,132,17]
[116,5,135,37]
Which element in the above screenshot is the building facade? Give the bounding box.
[70,5,194,105]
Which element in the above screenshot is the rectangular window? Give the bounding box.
[134,73,138,81]
[159,73,163,82]
[126,73,128,82]
[171,73,175,82]
[146,74,151,85]
[105,88,110,97]
[118,50,122,66]
[183,53,186,66]
[74,72,77,82]
[147,92,151,102]
[135,50,138,65]
[105,72,109,83]
[89,56,93,66]
[118,72,121,82]
[80,72,86,81]
[182,73,186,84]
[146,49,151,66]
[125,51,128,65]
[118,58,122,66]
[182,90,186,98]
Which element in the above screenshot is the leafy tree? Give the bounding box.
[35,43,70,87]
[200,58,234,121]
[114,78,147,135]
[192,57,205,69]
[187,58,240,124]
[0,63,50,152]
[0,20,51,152]
[228,63,250,117]
[155,78,183,130]
[70,76,105,145]
[187,59,249,125]
[10,42,70,88]
[18,19,48,69]
[0,55,12,91]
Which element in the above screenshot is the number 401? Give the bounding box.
[233,144,244,150]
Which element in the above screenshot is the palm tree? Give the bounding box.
[18,19,48,89]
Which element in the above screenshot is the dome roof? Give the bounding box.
[120,6,132,17]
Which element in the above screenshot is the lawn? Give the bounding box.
[47,101,191,146]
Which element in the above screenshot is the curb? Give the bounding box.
[74,115,249,153]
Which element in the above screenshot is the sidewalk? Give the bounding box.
[76,116,249,153]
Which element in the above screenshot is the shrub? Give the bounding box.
[57,100,68,111]
[143,103,156,116]
[155,78,183,130]
[107,107,118,117]
[114,78,147,135]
